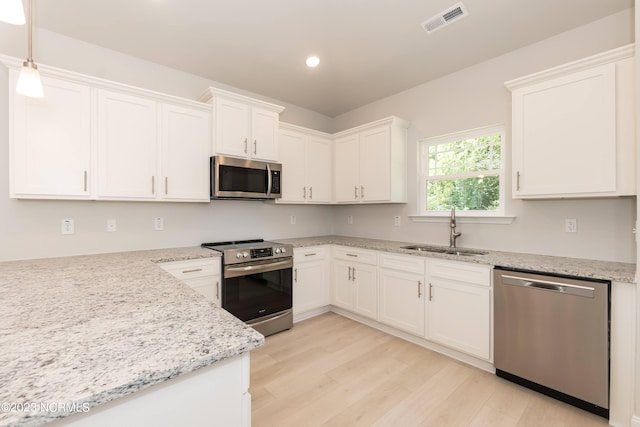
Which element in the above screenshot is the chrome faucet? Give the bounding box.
[449,207,461,249]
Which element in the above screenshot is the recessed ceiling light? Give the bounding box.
[306,56,320,68]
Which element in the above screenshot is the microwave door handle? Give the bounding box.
[266,163,272,197]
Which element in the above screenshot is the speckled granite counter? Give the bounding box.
[0,247,264,427]
[275,235,636,283]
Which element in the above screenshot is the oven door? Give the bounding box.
[222,258,292,322]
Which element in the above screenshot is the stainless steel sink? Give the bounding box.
[401,245,487,256]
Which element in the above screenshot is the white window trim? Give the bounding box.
[415,124,513,223]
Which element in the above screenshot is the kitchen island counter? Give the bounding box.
[276,235,636,283]
[0,247,264,426]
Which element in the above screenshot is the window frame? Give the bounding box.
[417,124,507,218]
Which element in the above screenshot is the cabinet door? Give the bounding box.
[251,107,279,161]
[97,90,158,199]
[306,136,332,203]
[332,259,355,310]
[378,269,425,336]
[161,104,211,201]
[278,129,307,202]
[512,63,616,197]
[427,277,490,360]
[334,134,360,202]
[293,258,329,315]
[359,125,391,202]
[214,97,250,158]
[352,263,378,320]
[11,75,91,198]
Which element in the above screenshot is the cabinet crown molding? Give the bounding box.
[333,116,409,138]
[0,54,211,110]
[504,43,634,91]
[198,86,285,113]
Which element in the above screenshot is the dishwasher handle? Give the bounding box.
[500,274,595,298]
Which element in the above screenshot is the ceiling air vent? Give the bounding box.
[421,2,469,34]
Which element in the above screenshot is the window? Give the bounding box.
[418,125,505,217]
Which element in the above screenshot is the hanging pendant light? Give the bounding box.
[16,0,43,98]
[0,0,25,25]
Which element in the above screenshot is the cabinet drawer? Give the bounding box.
[332,246,377,265]
[428,260,490,286]
[160,258,221,280]
[294,246,328,262]
[378,253,426,275]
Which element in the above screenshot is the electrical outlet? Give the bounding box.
[290,215,296,225]
[565,218,577,233]
[107,219,117,232]
[394,215,401,226]
[154,217,164,231]
[347,215,353,225]
[61,219,74,235]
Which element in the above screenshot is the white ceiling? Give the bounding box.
[34,0,633,117]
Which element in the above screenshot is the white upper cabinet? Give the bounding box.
[199,87,284,162]
[5,57,212,202]
[506,45,636,198]
[96,89,159,200]
[278,123,332,203]
[334,116,408,203]
[160,104,211,201]
[10,73,92,199]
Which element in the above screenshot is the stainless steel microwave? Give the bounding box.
[210,156,282,200]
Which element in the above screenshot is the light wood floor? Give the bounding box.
[250,312,608,427]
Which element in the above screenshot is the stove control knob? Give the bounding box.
[281,247,287,253]
[242,252,249,258]
[235,253,242,259]
[275,248,281,254]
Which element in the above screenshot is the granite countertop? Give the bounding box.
[276,235,636,283]
[0,247,264,427]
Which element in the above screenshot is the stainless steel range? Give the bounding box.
[201,239,293,337]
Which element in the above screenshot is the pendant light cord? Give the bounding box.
[27,0,33,61]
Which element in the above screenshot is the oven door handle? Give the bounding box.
[224,259,293,278]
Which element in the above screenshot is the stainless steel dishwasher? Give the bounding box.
[493,268,610,418]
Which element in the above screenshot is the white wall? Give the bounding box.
[331,9,637,263]
[0,27,335,261]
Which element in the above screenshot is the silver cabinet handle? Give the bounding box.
[216,281,219,300]
[254,139,257,155]
[309,187,313,200]
[418,280,422,298]
[354,185,358,199]
[361,185,365,199]
[304,253,317,257]
[303,186,307,199]
[346,253,358,258]
[516,171,521,191]
[182,268,203,274]
[83,171,88,192]
[244,138,248,153]
[294,267,298,282]
[151,176,155,195]
[165,177,168,195]
[429,283,433,301]
[352,267,356,281]
[348,266,352,281]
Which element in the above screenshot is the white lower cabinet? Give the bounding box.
[329,247,493,364]
[293,246,330,318]
[160,258,222,306]
[426,259,492,360]
[331,246,378,320]
[378,253,426,336]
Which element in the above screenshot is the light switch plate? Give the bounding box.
[154,217,164,231]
